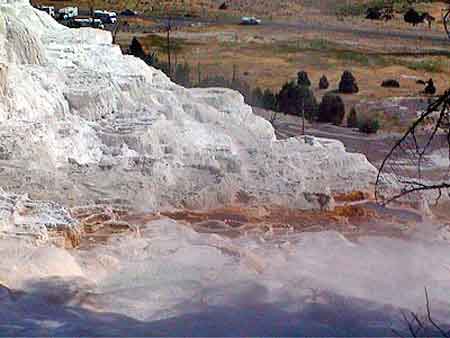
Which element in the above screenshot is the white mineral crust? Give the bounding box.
[0,0,376,224]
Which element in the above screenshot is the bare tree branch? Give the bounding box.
[425,287,450,338]
[376,89,450,204]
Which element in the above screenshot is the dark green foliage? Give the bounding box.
[143,51,159,67]
[347,107,359,128]
[358,117,380,134]
[129,37,145,59]
[251,87,277,110]
[319,75,329,90]
[297,71,311,87]
[338,70,359,94]
[381,79,400,88]
[318,93,345,125]
[404,8,423,26]
[251,87,264,107]
[262,89,277,111]
[129,37,192,87]
[174,63,192,87]
[278,81,318,119]
[366,7,383,20]
[278,81,297,115]
[424,78,436,95]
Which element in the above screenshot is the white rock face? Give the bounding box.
[0,189,79,244]
[0,0,376,213]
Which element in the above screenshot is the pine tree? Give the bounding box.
[129,37,145,59]
[318,93,345,125]
[319,75,329,90]
[338,70,359,94]
[297,71,311,87]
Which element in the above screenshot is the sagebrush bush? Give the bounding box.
[358,117,380,134]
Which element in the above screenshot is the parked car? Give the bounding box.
[120,9,137,16]
[57,6,78,21]
[66,18,105,29]
[240,16,261,25]
[94,10,118,24]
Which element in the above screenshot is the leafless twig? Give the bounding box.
[376,89,450,204]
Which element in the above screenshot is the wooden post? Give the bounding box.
[301,97,305,135]
[166,16,172,77]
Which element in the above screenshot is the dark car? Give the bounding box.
[120,9,137,16]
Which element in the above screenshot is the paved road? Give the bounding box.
[268,20,450,45]
[143,14,450,45]
[53,3,450,45]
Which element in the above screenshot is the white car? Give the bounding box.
[240,16,261,25]
[94,10,117,24]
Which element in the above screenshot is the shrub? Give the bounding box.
[143,51,159,67]
[174,63,192,87]
[358,117,380,134]
[338,70,359,94]
[318,93,345,125]
[262,89,277,111]
[381,79,400,88]
[424,78,436,95]
[278,81,318,119]
[297,71,311,87]
[129,37,145,59]
[278,81,298,115]
[347,107,358,128]
[319,75,329,90]
[251,87,264,107]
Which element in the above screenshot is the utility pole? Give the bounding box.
[166,15,172,77]
[301,97,305,135]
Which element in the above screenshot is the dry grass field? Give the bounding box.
[36,0,448,19]
[35,0,450,130]
[126,21,450,97]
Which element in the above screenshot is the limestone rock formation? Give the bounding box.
[0,190,80,246]
[0,0,376,223]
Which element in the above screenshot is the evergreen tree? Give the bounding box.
[297,71,311,87]
[129,37,145,59]
[262,89,277,111]
[278,81,318,119]
[338,70,359,94]
[174,63,191,87]
[319,75,329,90]
[251,87,264,107]
[318,93,345,125]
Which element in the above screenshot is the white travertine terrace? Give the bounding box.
[2,4,450,335]
[0,0,376,235]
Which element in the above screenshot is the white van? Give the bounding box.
[58,6,78,20]
[94,10,117,24]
